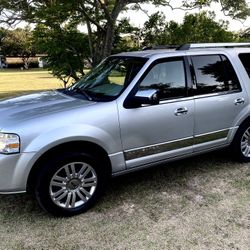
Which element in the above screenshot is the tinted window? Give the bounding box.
[139,59,186,100]
[221,55,241,91]
[239,53,250,77]
[192,55,241,95]
[70,57,147,101]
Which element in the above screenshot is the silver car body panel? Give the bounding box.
[1,47,250,193]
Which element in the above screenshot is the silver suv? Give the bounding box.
[1,43,250,216]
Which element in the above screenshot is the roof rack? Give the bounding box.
[142,45,179,50]
[177,43,250,50]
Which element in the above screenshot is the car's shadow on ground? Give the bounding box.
[0,149,241,219]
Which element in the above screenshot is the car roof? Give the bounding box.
[113,43,250,59]
[114,50,179,58]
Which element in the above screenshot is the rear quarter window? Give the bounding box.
[239,53,250,78]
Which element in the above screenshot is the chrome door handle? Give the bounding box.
[234,98,245,105]
[175,107,188,116]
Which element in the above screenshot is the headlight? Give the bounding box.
[0,133,20,154]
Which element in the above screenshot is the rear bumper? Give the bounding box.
[0,152,36,193]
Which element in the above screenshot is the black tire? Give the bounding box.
[34,151,108,216]
[231,122,250,162]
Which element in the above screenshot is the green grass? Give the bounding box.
[0,70,249,249]
[0,69,63,99]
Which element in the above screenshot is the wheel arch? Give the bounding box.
[26,141,112,193]
[233,116,250,138]
[237,116,250,128]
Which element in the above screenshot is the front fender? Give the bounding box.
[23,124,122,155]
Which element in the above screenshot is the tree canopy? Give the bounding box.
[1,27,36,69]
[142,11,236,47]
[0,0,250,65]
[33,24,90,86]
[0,0,250,85]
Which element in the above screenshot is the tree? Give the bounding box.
[176,11,235,43]
[142,11,169,47]
[112,18,140,53]
[239,27,250,41]
[0,0,250,65]
[0,27,6,53]
[1,27,36,69]
[33,24,90,87]
[142,11,236,47]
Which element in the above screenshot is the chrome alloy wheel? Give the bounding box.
[49,162,97,209]
[241,127,250,157]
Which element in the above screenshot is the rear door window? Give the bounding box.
[191,55,241,95]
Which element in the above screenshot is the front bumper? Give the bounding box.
[0,152,36,194]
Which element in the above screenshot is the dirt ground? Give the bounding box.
[0,151,249,250]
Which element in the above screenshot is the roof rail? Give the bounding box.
[142,45,179,50]
[177,43,250,50]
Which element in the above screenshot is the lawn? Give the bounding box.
[0,70,249,250]
[0,69,63,99]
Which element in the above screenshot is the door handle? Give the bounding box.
[234,98,245,105]
[175,107,188,116]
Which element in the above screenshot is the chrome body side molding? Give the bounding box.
[124,137,193,161]
[124,128,232,161]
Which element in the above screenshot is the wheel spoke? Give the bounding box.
[241,140,247,145]
[78,164,87,177]
[80,187,91,198]
[245,130,250,138]
[81,166,91,179]
[71,192,76,208]
[65,192,72,208]
[64,165,72,179]
[82,182,96,188]
[55,191,68,202]
[70,164,76,176]
[243,135,249,141]
[52,188,64,198]
[82,176,97,188]
[246,146,250,156]
[53,175,66,182]
[244,145,250,156]
[76,190,87,202]
[51,181,65,188]
[84,176,97,182]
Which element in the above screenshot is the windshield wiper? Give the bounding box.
[72,87,93,101]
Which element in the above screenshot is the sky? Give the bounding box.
[119,2,250,32]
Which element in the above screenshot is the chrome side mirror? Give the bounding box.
[135,89,159,104]
[127,89,159,108]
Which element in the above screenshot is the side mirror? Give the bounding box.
[127,89,159,108]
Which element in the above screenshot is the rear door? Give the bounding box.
[190,54,248,151]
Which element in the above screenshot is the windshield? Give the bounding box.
[68,57,147,101]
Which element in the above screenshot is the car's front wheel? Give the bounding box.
[34,151,108,216]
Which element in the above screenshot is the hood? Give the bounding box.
[0,90,95,130]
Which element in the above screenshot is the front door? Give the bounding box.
[118,57,195,168]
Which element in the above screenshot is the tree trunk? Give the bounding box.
[85,0,125,65]
[103,23,115,58]
[22,56,30,70]
[91,23,115,66]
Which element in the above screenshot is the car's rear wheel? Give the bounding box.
[34,151,108,216]
[232,122,250,162]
